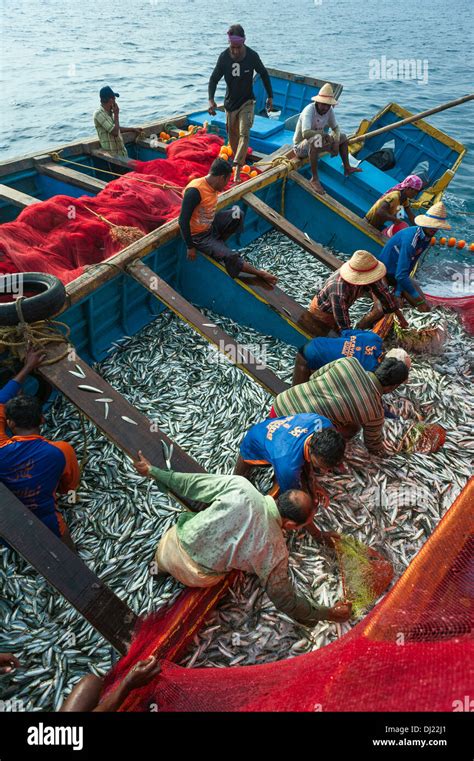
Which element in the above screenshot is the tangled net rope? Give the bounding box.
[332,534,394,617]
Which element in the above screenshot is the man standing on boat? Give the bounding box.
[307,250,407,332]
[208,24,273,183]
[293,83,362,195]
[179,157,277,286]
[375,201,451,313]
[133,452,352,625]
[93,86,140,158]
[365,175,424,236]
[0,347,80,551]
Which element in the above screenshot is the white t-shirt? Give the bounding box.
[293,102,339,145]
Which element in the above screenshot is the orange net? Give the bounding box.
[101,478,473,712]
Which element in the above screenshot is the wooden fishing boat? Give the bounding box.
[0,69,470,664]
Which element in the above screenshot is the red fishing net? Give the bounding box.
[426,293,474,335]
[0,135,225,285]
[101,479,473,712]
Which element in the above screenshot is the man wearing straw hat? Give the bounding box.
[307,250,408,333]
[376,201,451,312]
[292,83,361,195]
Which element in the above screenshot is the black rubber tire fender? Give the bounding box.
[0,273,66,326]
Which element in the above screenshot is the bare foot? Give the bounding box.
[344,166,363,176]
[309,178,325,195]
[258,269,278,287]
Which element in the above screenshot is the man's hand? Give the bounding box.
[24,346,47,372]
[133,450,152,477]
[327,601,352,622]
[416,300,431,313]
[319,530,341,548]
[187,247,197,261]
[123,656,161,691]
[311,484,330,510]
[266,97,273,112]
[112,102,120,117]
[394,308,409,329]
[0,653,20,674]
[208,100,217,116]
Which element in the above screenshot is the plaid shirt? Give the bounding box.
[314,270,397,332]
[93,106,127,157]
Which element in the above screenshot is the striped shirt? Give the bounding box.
[273,357,385,451]
[93,106,127,157]
[312,270,398,332]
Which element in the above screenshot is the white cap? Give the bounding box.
[386,348,411,369]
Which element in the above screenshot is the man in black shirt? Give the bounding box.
[208,24,273,183]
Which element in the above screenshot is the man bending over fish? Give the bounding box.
[133,452,352,626]
[179,157,277,287]
[375,202,451,314]
[235,414,345,527]
[0,347,79,550]
[307,250,409,332]
[292,83,361,195]
[293,328,410,386]
[269,355,409,457]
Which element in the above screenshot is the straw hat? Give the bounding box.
[312,83,338,106]
[414,201,451,230]
[339,250,386,286]
[385,348,411,369]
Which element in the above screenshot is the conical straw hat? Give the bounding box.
[312,82,338,105]
[339,250,387,286]
[414,201,451,230]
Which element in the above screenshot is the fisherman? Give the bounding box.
[60,656,161,712]
[307,250,408,332]
[179,157,277,286]
[292,329,411,385]
[375,201,451,313]
[133,452,352,625]
[292,83,362,195]
[269,356,409,456]
[0,348,80,550]
[365,175,424,236]
[0,653,20,674]
[208,24,273,183]
[235,416,346,531]
[93,86,140,158]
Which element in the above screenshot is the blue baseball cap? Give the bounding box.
[100,86,120,101]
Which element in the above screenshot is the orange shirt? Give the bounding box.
[186,177,218,235]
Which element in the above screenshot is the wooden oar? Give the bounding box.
[347,93,474,146]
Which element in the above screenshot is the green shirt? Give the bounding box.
[274,356,385,452]
[93,106,127,157]
[149,467,329,626]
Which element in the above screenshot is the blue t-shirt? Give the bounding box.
[0,379,78,537]
[377,225,430,300]
[302,330,383,372]
[240,413,333,492]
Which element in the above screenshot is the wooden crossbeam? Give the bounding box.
[127,260,288,395]
[0,183,41,208]
[34,161,107,193]
[243,191,342,271]
[85,148,133,172]
[37,344,205,512]
[0,483,137,653]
